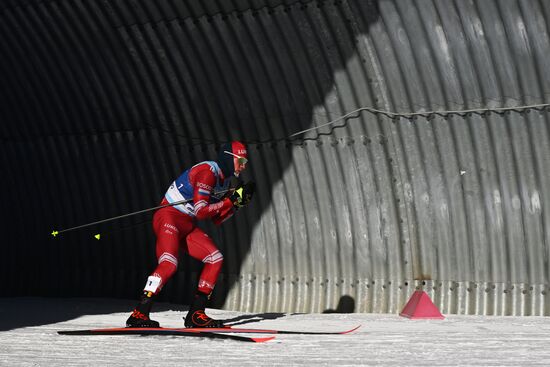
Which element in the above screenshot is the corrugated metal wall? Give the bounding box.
[1,0,549,315]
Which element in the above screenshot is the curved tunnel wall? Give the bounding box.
[1,0,549,315]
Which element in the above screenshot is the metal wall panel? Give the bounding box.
[0,0,549,315]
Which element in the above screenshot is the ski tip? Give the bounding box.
[340,325,361,334]
[252,336,276,343]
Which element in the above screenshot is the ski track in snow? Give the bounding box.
[1,298,550,366]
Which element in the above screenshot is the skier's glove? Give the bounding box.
[222,176,243,199]
[230,181,255,209]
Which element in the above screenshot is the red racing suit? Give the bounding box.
[145,161,235,295]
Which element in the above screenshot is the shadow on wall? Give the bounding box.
[106,0,382,310]
[193,0,382,310]
[323,295,356,313]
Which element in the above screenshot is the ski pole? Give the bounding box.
[51,189,231,238]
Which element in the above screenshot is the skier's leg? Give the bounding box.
[183,228,224,328]
[127,208,192,327]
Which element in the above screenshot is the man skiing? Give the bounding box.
[126,141,254,328]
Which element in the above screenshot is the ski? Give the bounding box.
[57,328,274,343]
[58,325,360,336]
[203,325,361,335]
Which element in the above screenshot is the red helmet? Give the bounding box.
[217,141,248,177]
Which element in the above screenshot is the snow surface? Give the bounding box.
[1,298,550,366]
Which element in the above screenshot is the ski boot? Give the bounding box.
[184,291,224,328]
[126,291,160,328]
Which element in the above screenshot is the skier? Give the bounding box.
[126,141,255,328]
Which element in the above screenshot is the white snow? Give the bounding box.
[1,297,550,366]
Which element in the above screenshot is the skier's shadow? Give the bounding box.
[222,294,356,326]
[222,312,287,326]
[323,295,356,313]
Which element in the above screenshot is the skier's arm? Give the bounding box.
[212,204,235,225]
[212,181,255,225]
[193,171,234,221]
